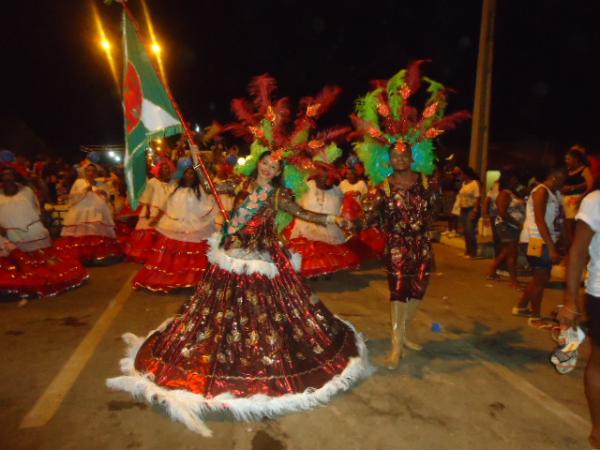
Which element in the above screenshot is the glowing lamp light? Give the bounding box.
[100,39,111,51]
[155,138,162,144]
[194,124,201,133]
[108,151,115,157]
[237,157,246,165]
[115,155,122,163]
[152,43,161,54]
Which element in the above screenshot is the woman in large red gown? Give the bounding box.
[107,152,371,436]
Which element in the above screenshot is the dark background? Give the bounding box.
[1,0,599,165]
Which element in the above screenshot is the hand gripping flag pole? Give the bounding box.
[120,1,229,223]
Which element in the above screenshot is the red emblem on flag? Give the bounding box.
[124,62,143,133]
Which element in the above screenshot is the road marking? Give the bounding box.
[369,280,591,434]
[20,273,135,429]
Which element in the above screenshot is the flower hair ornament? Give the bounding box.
[352,60,470,186]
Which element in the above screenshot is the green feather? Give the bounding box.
[387,69,406,119]
[235,140,269,176]
[354,139,393,186]
[314,143,342,164]
[411,140,437,176]
[260,118,273,144]
[283,164,309,198]
[291,128,310,145]
[355,88,382,127]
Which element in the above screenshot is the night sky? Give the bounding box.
[1,0,599,162]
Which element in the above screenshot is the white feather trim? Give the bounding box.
[106,318,373,437]
[206,233,302,278]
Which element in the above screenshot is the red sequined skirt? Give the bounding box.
[287,237,361,278]
[0,247,88,299]
[124,229,158,263]
[55,235,122,264]
[132,235,209,293]
[107,240,371,436]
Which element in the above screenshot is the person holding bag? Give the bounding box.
[513,167,566,328]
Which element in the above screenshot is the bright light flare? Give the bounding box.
[141,0,167,84]
[92,3,119,92]
[237,157,247,165]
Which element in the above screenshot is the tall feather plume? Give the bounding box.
[290,117,315,145]
[430,110,471,131]
[249,74,277,115]
[386,69,406,119]
[231,98,258,125]
[406,59,429,97]
[315,126,351,144]
[272,97,292,147]
[308,85,342,118]
[355,88,382,127]
[223,123,253,142]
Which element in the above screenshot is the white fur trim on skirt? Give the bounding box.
[206,233,301,279]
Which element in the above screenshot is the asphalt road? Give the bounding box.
[0,243,592,450]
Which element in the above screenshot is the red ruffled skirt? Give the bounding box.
[287,237,361,278]
[348,228,386,261]
[0,247,88,298]
[123,229,158,263]
[55,235,122,264]
[132,235,209,293]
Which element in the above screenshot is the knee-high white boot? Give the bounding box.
[382,301,407,369]
[404,299,423,351]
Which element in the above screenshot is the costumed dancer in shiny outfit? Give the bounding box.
[0,165,88,298]
[132,163,218,292]
[56,162,122,264]
[124,159,175,263]
[353,61,469,369]
[107,75,372,436]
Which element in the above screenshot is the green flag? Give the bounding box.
[121,10,182,209]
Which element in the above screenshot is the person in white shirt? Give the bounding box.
[513,167,566,327]
[56,163,122,264]
[559,189,600,449]
[132,166,217,293]
[124,160,174,263]
[287,163,360,277]
[0,165,88,297]
[457,166,481,258]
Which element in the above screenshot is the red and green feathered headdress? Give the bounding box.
[226,74,349,229]
[352,60,470,186]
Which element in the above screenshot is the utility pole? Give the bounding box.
[469,0,497,181]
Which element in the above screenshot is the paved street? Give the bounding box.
[0,243,592,450]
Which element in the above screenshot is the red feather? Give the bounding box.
[431,110,471,131]
[231,98,258,125]
[406,59,429,96]
[315,126,351,143]
[223,123,254,142]
[249,74,277,114]
[370,79,387,89]
[273,97,292,147]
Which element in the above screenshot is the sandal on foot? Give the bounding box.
[512,306,533,317]
[528,317,553,330]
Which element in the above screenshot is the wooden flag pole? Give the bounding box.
[121,2,229,223]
